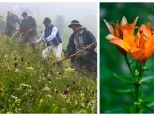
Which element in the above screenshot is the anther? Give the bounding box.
[115,20,119,27]
[139,30,143,34]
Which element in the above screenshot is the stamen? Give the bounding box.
[147,19,151,27]
[115,20,119,28]
[139,30,143,34]
[139,30,149,43]
[142,34,149,42]
[135,35,139,48]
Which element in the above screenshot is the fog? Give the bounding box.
[0,2,97,43]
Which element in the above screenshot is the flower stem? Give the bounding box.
[124,54,133,77]
[135,62,143,113]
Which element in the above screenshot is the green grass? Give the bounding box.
[0,35,97,113]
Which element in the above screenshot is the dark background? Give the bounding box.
[100,3,154,113]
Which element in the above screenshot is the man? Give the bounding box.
[33,18,62,70]
[18,12,37,45]
[66,20,97,73]
[5,11,20,37]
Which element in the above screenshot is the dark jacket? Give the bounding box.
[20,16,37,36]
[44,24,62,46]
[6,14,20,29]
[66,27,97,62]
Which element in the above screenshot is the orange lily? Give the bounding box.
[104,16,154,63]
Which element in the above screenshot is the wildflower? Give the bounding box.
[54,89,58,94]
[86,99,90,103]
[65,67,74,72]
[63,90,69,95]
[66,98,70,103]
[20,83,31,88]
[14,62,18,68]
[46,94,52,98]
[105,16,154,63]
[42,86,50,91]
[15,99,21,104]
[4,55,8,58]
[26,67,34,70]
[39,99,43,104]
[15,69,18,72]
[11,95,18,99]
[0,88,4,92]
[75,101,78,105]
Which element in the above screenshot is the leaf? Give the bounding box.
[115,89,135,94]
[141,76,154,82]
[113,73,134,83]
[142,81,154,87]
[111,83,132,92]
[142,96,154,103]
[141,104,154,113]
[147,102,154,107]
[104,107,127,113]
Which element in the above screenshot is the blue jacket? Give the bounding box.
[44,24,62,46]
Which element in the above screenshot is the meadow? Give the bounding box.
[0,35,97,113]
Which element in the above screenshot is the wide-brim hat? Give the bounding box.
[68,20,82,28]
[22,12,28,16]
[43,17,51,24]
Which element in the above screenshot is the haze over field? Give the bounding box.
[0,2,97,43]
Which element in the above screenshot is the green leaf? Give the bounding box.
[104,107,127,113]
[141,76,154,82]
[111,83,132,92]
[142,96,154,103]
[115,89,135,93]
[142,81,154,87]
[141,104,154,113]
[147,102,154,107]
[113,73,134,83]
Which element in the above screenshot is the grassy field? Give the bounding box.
[0,35,97,113]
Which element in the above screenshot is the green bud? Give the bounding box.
[139,99,142,102]
[135,69,139,76]
[138,80,142,84]
[134,102,138,105]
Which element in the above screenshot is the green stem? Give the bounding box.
[135,62,143,113]
[124,54,133,77]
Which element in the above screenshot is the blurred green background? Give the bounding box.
[100,3,154,113]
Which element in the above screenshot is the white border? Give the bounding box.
[97,1,100,114]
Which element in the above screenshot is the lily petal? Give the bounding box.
[142,47,154,62]
[132,16,139,27]
[121,16,128,26]
[106,34,131,52]
[104,19,114,35]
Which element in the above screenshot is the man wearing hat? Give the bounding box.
[66,20,97,73]
[18,12,37,45]
[5,11,20,37]
[33,17,62,71]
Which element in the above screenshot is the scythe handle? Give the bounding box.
[57,42,97,63]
